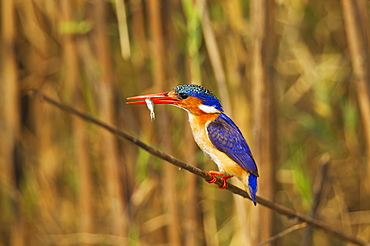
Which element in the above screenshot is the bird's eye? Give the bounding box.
[178,92,189,100]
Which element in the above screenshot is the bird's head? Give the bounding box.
[127,84,223,115]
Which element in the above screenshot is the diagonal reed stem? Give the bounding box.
[27,88,369,246]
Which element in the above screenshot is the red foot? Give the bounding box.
[205,171,233,189]
[218,175,233,189]
[205,171,224,183]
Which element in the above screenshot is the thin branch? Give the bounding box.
[257,223,308,246]
[301,154,330,246]
[27,89,370,246]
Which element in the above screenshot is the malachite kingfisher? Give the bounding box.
[127,84,258,205]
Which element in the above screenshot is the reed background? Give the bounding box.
[1,0,370,245]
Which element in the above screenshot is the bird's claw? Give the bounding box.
[205,175,217,184]
[218,175,233,189]
[205,171,233,189]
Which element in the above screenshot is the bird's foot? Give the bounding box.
[205,171,223,184]
[205,171,233,189]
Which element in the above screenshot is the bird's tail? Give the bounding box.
[246,173,258,205]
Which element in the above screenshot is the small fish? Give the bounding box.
[145,98,155,121]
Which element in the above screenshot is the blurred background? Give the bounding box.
[1,0,369,245]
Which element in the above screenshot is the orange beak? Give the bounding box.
[126,91,180,105]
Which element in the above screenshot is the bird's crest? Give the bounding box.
[173,84,223,112]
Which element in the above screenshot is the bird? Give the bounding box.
[127,84,258,205]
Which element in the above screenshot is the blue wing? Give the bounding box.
[207,113,258,176]
[207,113,258,204]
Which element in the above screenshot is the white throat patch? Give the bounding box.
[198,104,220,114]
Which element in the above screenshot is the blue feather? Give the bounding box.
[207,114,258,175]
[248,173,258,205]
[207,113,259,205]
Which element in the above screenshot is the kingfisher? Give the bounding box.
[127,84,258,205]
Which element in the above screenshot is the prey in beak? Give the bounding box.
[126,91,180,121]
